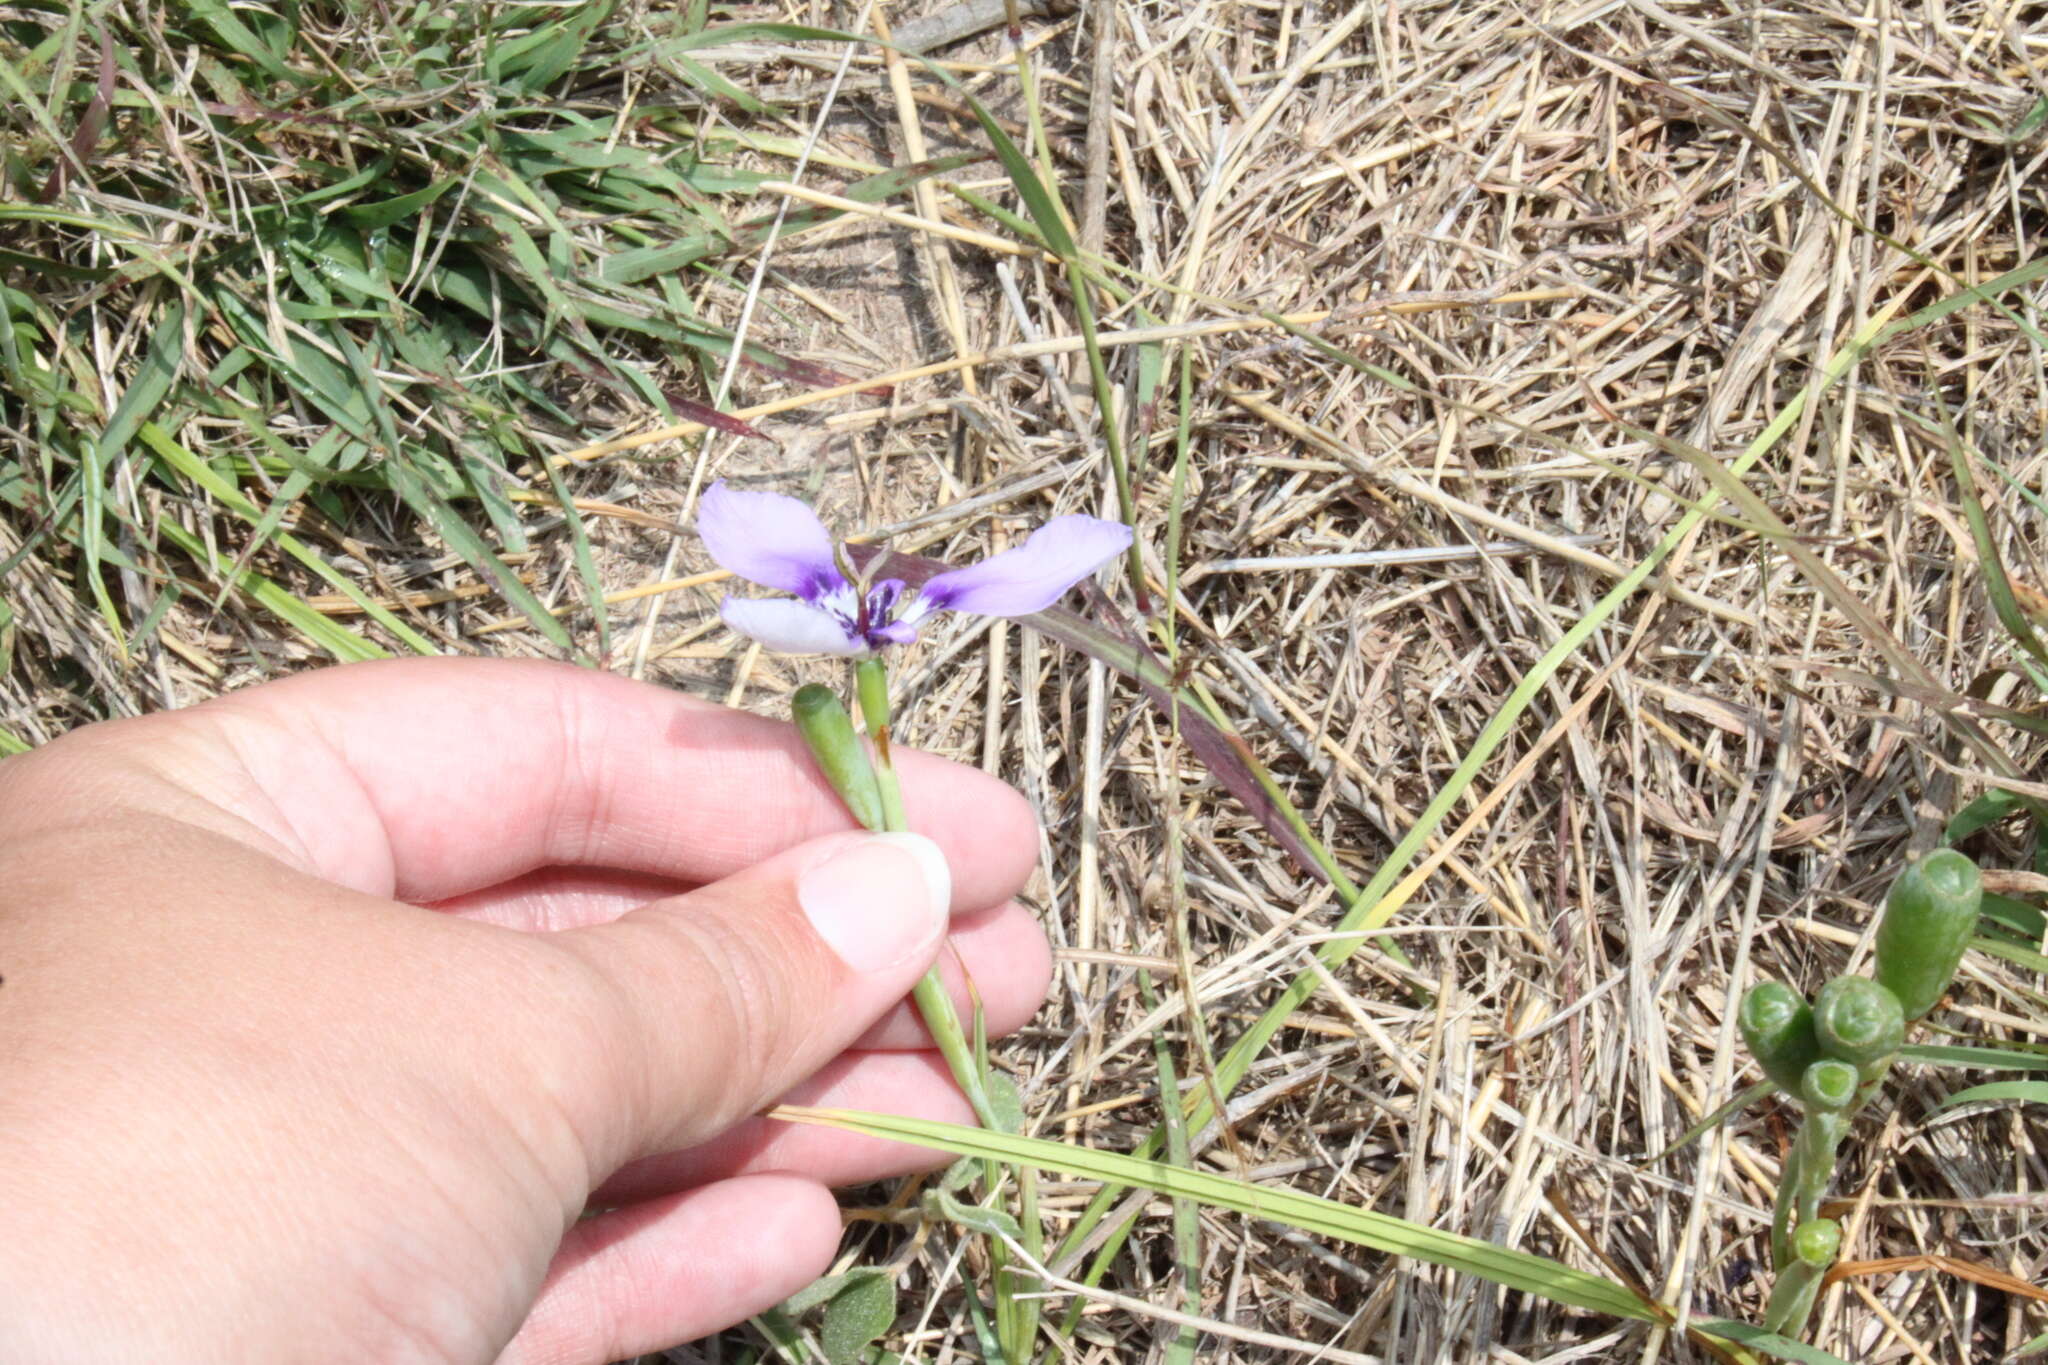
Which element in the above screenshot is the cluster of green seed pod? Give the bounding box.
[1732,848,1982,1340]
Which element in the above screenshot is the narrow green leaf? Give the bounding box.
[492,0,612,90]
[595,232,719,285]
[181,0,296,82]
[384,453,573,651]
[544,457,608,661]
[84,302,187,650]
[1947,789,2023,843]
[154,519,383,662]
[341,177,457,230]
[138,422,438,655]
[1650,1080,1779,1162]
[779,1107,1658,1324]
[1936,402,2048,672]
[1982,891,2045,940]
[670,53,777,114]
[1970,934,2048,973]
[459,452,528,553]
[1696,1320,1855,1365]
[1899,1042,2048,1072]
[2011,96,2048,144]
[1933,1080,2048,1111]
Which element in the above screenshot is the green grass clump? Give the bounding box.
[0,3,948,681]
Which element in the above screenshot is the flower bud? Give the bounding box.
[1799,1058,1860,1112]
[1812,976,1904,1077]
[793,684,885,831]
[1789,1216,1841,1269]
[1875,849,1982,1021]
[1739,981,1821,1093]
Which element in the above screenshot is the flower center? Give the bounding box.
[819,578,928,650]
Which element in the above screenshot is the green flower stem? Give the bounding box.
[851,657,998,1131]
[1792,1109,1848,1227]
[849,657,1033,1357]
[1769,1138,1801,1274]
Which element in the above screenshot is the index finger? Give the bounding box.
[24,658,1042,912]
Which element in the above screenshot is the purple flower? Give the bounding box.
[699,481,1133,656]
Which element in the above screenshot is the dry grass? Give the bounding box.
[7,1,2048,1361]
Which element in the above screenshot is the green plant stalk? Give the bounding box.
[1765,1106,1847,1342]
[1138,968,1203,1364]
[1769,1139,1803,1274]
[1150,367,1210,1362]
[1761,1256,1830,1341]
[848,656,1025,1354]
[1065,260,1145,599]
[1164,343,1194,643]
[1792,1108,1849,1229]
[1011,1154,1044,1362]
[850,657,994,1127]
[1766,1059,1857,1335]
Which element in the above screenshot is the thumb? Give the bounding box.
[555,830,953,1169]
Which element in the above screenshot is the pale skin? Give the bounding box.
[0,658,1053,1364]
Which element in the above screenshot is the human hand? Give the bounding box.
[0,659,1050,1363]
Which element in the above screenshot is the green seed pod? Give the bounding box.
[1812,976,1905,1076]
[1799,1058,1860,1112]
[792,684,885,832]
[1875,849,1982,1021]
[1789,1216,1841,1269]
[1739,981,1822,1092]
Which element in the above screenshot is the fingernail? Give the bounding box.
[798,832,951,972]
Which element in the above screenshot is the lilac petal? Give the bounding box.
[719,596,868,656]
[698,481,845,600]
[872,620,920,646]
[919,515,1134,618]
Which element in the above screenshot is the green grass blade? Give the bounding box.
[385,453,573,652]
[779,1106,1659,1324]
[1899,1043,2048,1073]
[1932,1081,2048,1111]
[155,519,383,663]
[138,421,439,655]
[180,0,297,84]
[544,458,609,662]
[1695,1321,1854,1365]
[83,302,187,651]
[1938,415,2048,672]
[1136,972,1202,1364]
[1649,1080,1778,1163]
